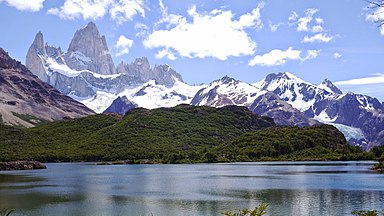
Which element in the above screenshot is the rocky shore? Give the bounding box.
[0,161,46,171]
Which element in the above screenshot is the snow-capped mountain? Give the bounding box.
[191,76,318,126]
[255,72,384,149]
[191,76,266,107]
[81,78,205,113]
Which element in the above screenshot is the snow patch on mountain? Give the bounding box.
[314,110,337,123]
[45,57,122,79]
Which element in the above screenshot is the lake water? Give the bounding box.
[0,161,383,216]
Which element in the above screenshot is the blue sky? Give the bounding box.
[1,0,384,101]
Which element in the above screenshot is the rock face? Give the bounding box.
[191,76,318,126]
[65,22,116,75]
[0,161,46,171]
[249,92,318,127]
[103,96,137,115]
[26,32,49,82]
[0,48,94,127]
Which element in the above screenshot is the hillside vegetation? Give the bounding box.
[0,105,367,163]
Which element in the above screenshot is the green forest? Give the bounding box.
[0,105,373,163]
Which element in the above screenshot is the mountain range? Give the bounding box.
[24,22,384,149]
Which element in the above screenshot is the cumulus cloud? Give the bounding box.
[134,22,149,37]
[47,0,145,24]
[288,11,299,21]
[334,52,342,59]
[155,48,177,60]
[143,3,264,60]
[304,49,321,60]
[297,8,318,32]
[287,8,336,43]
[248,47,320,66]
[109,0,145,24]
[115,35,133,56]
[0,0,45,12]
[302,33,333,43]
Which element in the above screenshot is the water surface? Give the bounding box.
[0,161,383,215]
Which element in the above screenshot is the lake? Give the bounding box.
[0,161,383,216]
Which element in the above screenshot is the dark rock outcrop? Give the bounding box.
[103,96,138,115]
[0,161,46,171]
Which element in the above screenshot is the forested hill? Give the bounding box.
[0,105,365,163]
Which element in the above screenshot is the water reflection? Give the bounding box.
[0,162,383,216]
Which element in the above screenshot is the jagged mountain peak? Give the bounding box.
[219,75,238,84]
[319,78,343,94]
[81,21,98,33]
[265,72,307,85]
[133,57,150,66]
[69,22,101,50]
[65,21,116,75]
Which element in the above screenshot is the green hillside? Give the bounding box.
[210,125,365,162]
[0,105,366,163]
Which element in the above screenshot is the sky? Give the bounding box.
[0,0,384,101]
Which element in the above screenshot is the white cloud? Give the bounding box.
[155,49,177,60]
[115,35,133,56]
[334,52,342,59]
[248,47,320,67]
[109,0,145,24]
[297,8,318,32]
[297,16,312,32]
[134,22,149,37]
[47,0,145,24]
[302,33,333,43]
[288,11,298,21]
[335,74,384,85]
[366,5,384,35]
[315,17,324,24]
[47,0,111,20]
[304,49,321,60]
[235,2,264,29]
[269,21,283,32]
[311,25,324,33]
[144,3,264,60]
[1,0,45,11]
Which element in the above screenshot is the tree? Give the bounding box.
[366,0,384,26]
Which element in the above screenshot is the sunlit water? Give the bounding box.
[0,161,383,216]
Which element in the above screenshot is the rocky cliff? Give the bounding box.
[0,48,94,127]
[65,22,116,75]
